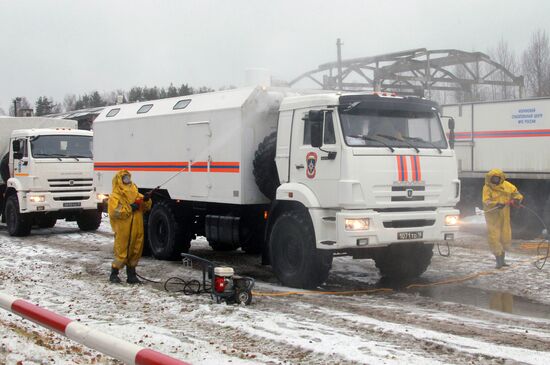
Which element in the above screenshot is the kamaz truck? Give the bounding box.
[93,87,460,289]
[0,117,103,236]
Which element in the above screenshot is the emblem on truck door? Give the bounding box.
[306,152,317,179]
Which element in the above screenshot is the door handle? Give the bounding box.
[295,164,304,169]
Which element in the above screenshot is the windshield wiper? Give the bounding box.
[34,153,63,161]
[376,133,420,153]
[348,134,395,152]
[342,101,361,112]
[402,136,443,154]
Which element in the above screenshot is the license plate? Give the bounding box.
[397,231,423,240]
[63,202,81,208]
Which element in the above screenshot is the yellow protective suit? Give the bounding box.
[482,169,523,256]
[108,170,152,269]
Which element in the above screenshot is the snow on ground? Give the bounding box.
[0,216,549,364]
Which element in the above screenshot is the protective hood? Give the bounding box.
[112,170,139,204]
[485,168,506,187]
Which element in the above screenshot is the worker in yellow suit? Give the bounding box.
[108,170,152,284]
[482,169,523,269]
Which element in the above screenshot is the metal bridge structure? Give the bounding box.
[289,45,524,99]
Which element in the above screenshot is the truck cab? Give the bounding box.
[268,92,460,287]
[2,128,103,236]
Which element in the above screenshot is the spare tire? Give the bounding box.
[1,153,10,183]
[253,131,279,200]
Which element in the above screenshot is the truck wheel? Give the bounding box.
[372,243,433,280]
[269,210,333,289]
[77,210,102,231]
[0,153,9,184]
[37,215,57,229]
[253,131,280,200]
[5,195,32,237]
[148,201,191,260]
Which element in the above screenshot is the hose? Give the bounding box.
[517,203,549,270]
[135,273,211,295]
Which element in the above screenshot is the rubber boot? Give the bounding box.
[126,266,142,284]
[109,267,121,283]
[495,255,503,269]
[501,252,510,267]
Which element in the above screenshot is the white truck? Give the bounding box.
[442,97,550,236]
[0,117,103,236]
[93,87,460,288]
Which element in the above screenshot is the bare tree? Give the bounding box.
[488,38,519,99]
[64,94,77,112]
[522,29,550,97]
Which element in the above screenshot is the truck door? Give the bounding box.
[289,109,341,207]
[187,121,211,198]
[11,138,30,178]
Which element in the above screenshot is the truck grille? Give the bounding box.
[383,219,435,228]
[48,178,93,194]
[53,196,90,201]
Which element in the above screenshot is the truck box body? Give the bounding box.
[442,98,550,178]
[94,87,287,205]
[442,97,550,235]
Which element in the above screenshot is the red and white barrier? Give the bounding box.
[0,292,191,365]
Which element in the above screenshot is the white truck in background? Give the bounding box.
[441,97,550,236]
[0,117,103,236]
[93,87,460,289]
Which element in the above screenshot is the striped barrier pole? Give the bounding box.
[0,292,191,365]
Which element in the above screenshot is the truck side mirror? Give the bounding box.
[448,118,455,130]
[310,120,323,148]
[448,118,455,149]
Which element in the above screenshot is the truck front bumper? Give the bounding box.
[312,207,459,250]
[21,191,99,213]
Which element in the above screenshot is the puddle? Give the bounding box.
[413,285,550,320]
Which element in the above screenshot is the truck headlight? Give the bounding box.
[445,215,459,226]
[345,218,369,231]
[29,195,45,203]
[97,193,109,202]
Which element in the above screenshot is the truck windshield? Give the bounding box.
[30,135,93,159]
[338,99,447,150]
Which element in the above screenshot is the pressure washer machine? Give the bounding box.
[181,253,255,305]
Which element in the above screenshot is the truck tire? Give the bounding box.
[37,215,57,229]
[253,131,280,200]
[148,201,191,260]
[5,195,32,237]
[0,153,9,184]
[77,210,102,231]
[269,210,333,289]
[372,243,433,280]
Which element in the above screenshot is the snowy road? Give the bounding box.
[1,217,550,364]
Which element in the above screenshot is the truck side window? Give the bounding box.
[304,112,335,145]
[15,139,28,158]
[303,119,311,145]
[324,113,335,144]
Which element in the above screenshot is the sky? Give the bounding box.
[1,0,549,114]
